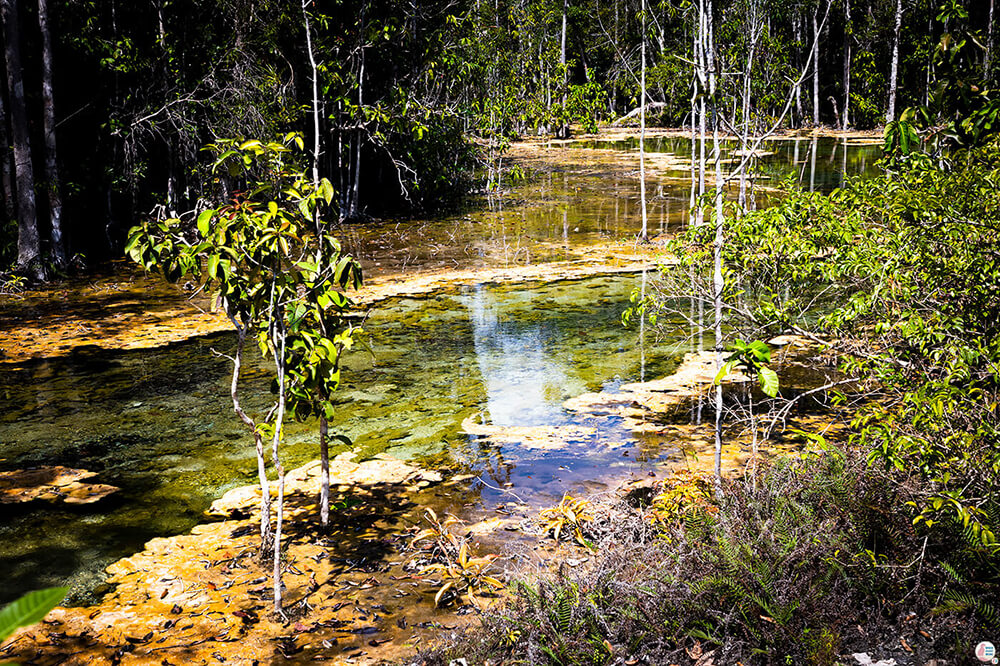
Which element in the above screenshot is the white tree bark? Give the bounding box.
[886,0,904,122]
[639,0,648,242]
[37,0,65,268]
[812,9,821,124]
[986,0,995,75]
[843,0,852,129]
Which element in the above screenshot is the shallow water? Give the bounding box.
[0,275,698,604]
[559,134,882,193]
[0,134,877,605]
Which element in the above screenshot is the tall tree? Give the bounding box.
[638,0,648,242]
[37,0,65,268]
[812,7,821,123]
[842,0,852,129]
[1,0,42,279]
[986,0,994,76]
[0,62,13,226]
[886,0,904,121]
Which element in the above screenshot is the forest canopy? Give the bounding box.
[0,0,997,277]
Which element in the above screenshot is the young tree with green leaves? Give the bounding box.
[126,134,361,614]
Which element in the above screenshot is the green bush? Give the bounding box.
[423,448,995,665]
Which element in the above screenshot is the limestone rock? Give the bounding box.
[0,466,119,505]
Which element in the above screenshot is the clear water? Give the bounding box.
[0,135,877,605]
[0,275,695,604]
[557,134,882,193]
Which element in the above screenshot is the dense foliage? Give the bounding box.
[3,0,997,275]
[427,449,996,664]
[678,140,1000,550]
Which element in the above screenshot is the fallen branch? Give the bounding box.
[612,102,668,126]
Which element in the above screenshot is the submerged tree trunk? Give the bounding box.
[2,0,43,279]
[886,0,904,122]
[37,0,66,268]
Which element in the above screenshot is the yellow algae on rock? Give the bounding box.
[0,466,119,505]
[461,414,599,451]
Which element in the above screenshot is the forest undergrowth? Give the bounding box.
[417,137,1000,666]
[422,446,996,665]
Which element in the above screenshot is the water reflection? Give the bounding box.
[0,133,877,604]
[0,276,688,604]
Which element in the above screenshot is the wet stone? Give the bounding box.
[0,466,119,505]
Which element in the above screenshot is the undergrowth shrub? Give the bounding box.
[421,447,995,665]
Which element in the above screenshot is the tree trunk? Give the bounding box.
[793,13,803,127]
[558,0,568,138]
[319,414,330,526]
[1,0,42,279]
[886,0,903,122]
[702,0,724,495]
[303,1,321,199]
[37,0,65,268]
[638,0,648,242]
[229,331,273,553]
[812,9,820,125]
[270,318,288,615]
[842,0,851,129]
[986,0,994,76]
[0,65,14,224]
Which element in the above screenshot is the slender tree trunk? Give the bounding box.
[37,0,65,268]
[303,1,321,201]
[924,0,932,106]
[639,0,648,242]
[319,411,331,526]
[351,52,364,218]
[270,317,288,615]
[986,0,994,76]
[887,0,904,122]
[812,9,821,125]
[739,2,760,211]
[0,68,14,224]
[701,0,724,494]
[842,0,851,129]
[793,14,803,127]
[303,1,333,527]
[2,0,42,279]
[229,331,273,553]
[560,1,567,86]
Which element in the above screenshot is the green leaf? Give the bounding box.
[0,587,68,642]
[758,366,779,398]
[197,209,214,236]
[320,178,335,205]
[714,361,736,385]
